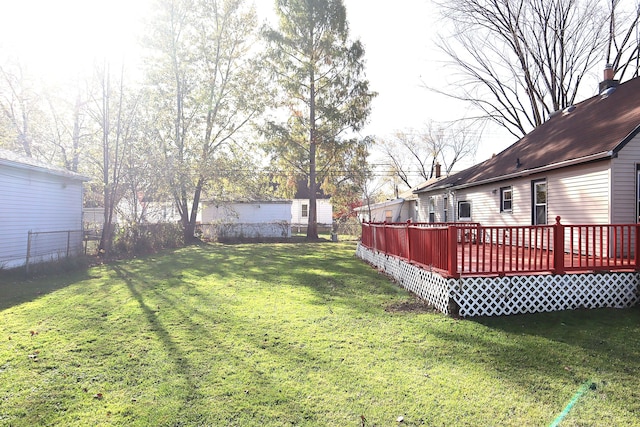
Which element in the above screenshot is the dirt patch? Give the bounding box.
[385,297,437,314]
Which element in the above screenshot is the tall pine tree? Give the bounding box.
[264,0,375,239]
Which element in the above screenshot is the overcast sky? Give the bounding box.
[0,0,515,165]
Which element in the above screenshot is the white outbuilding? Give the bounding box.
[0,149,88,269]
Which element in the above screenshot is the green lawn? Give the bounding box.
[1,241,639,426]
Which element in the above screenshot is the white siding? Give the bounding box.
[0,164,84,268]
[291,199,333,225]
[357,199,417,222]
[202,202,292,223]
[417,192,452,223]
[200,201,293,239]
[546,161,610,225]
[417,161,610,227]
[611,133,640,224]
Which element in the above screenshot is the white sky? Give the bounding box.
[0,0,515,165]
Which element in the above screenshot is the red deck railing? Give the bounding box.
[360,218,640,278]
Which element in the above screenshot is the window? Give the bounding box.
[443,196,448,222]
[458,201,471,221]
[500,186,513,212]
[428,198,436,223]
[532,180,547,225]
[384,210,393,222]
[301,203,308,218]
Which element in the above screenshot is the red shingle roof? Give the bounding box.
[417,77,640,192]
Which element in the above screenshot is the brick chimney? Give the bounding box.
[599,64,619,94]
[435,163,441,178]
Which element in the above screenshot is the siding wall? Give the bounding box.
[359,199,417,222]
[417,160,611,226]
[546,161,611,225]
[202,202,292,223]
[611,133,640,224]
[291,199,333,225]
[0,165,84,268]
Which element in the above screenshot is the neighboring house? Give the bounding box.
[0,149,88,269]
[291,198,333,229]
[291,180,333,230]
[355,187,420,223]
[355,174,444,223]
[415,71,640,228]
[200,200,292,239]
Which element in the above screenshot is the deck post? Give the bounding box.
[448,225,459,278]
[369,222,375,251]
[383,221,387,253]
[405,219,412,261]
[553,216,565,274]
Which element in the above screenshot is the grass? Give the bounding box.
[0,241,639,426]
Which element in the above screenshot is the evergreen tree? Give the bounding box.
[264,0,375,239]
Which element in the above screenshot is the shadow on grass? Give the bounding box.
[473,307,640,371]
[110,264,204,408]
[108,250,317,423]
[0,265,92,311]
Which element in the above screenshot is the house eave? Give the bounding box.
[0,158,89,181]
[353,198,406,212]
[417,151,613,194]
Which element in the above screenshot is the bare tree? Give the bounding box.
[88,62,141,255]
[606,0,640,80]
[433,0,627,139]
[40,82,95,172]
[378,121,479,190]
[0,60,40,156]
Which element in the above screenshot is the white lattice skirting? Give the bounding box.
[356,244,640,317]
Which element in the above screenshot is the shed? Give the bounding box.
[0,149,88,269]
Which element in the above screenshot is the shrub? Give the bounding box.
[112,223,184,256]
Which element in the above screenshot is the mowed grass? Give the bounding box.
[1,242,639,426]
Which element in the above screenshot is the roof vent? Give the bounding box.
[562,105,576,115]
[548,110,561,120]
[601,86,616,99]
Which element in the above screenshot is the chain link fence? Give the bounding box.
[25,230,84,274]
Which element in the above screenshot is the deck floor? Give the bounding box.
[455,242,636,276]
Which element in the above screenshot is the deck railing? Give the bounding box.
[360,217,640,278]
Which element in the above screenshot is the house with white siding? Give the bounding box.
[291,198,333,230]
[290,180,333,232]
[0,149,88,269]
[415,71,640,230]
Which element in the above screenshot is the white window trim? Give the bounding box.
[458,201,471,221]
[500,186,513,213]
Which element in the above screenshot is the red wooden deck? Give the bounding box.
[361,220,640,278]
[455,242,636,277]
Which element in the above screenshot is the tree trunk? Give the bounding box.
[307,22,319,240]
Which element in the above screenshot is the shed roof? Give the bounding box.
[416,77,640,193]
[0,149,89,181]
